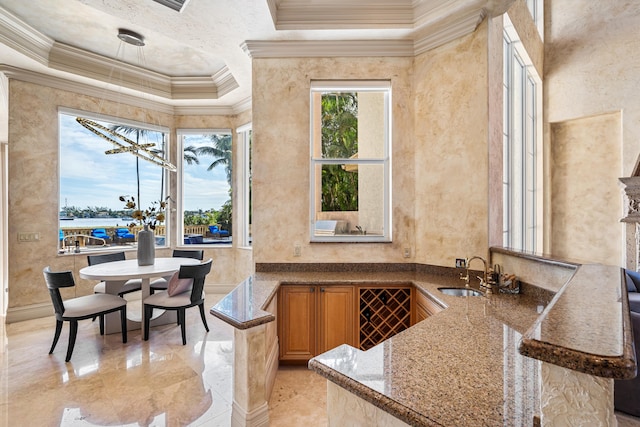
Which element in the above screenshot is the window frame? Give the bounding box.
[58,107,170,254]
[176,128,233,248]
[309,80,392,243]
[236,123,252,248]
[502,17,543,252]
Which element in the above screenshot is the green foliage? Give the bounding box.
[321,92,359,211]
[217,199,232,234]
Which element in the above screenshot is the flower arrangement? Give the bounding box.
[120,195,167,230]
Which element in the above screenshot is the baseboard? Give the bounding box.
[231,401,269,427]
[6,302,52,323]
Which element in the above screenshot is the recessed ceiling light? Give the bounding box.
[152,0,190,12]
[117,29,145,47]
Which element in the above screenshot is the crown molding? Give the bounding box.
[0,64,174,115]
[0,7,52,65]
[212,66,240,99]
[273,2,415,30]
[0,65,251,117]
[413,7,486,55]
[0,8,237,103]
[242,39,414,58]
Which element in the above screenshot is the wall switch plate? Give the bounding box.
[18,232,40,242]
[403,247,411,258]
[293,243,301,257]
[455,258,467,268]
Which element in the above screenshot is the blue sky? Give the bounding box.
[59,113,230,212]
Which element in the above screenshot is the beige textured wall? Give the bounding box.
[7,79,250,315]
[545,1,640,266]
[251,57,415,264]
[413,20,490,266]
[550,113,623,265]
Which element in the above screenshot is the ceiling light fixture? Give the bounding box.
[117,29,145,47]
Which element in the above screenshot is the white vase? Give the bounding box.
[137,225,155,266]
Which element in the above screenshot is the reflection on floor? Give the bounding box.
[0,294,326,427]
[0,293,637,426]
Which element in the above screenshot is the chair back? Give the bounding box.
[87,251,126,266]
[178,259,212,304]
[43,266,75,317]
[173,249,204,260]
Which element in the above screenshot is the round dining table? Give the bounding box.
[79,257,200,334]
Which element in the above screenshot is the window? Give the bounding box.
[525,0,544,39]
[310,81,391,242]
[502,16,543,252]
[237,124,252,247]
[177,130,232,246]
[58,108,168,253]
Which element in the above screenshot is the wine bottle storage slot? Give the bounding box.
[359,287,411,350]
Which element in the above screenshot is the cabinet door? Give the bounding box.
[318,286,355,354]
[414,290,443,323]
[278,286,316,362]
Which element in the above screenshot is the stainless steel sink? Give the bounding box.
[438,287,483,297]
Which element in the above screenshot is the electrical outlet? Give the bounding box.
[293,243,301,257]
[455,258,467,268]
[403,247,411,258]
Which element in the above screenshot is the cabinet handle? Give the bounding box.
[320,287,325,292]
[310,287,314,293]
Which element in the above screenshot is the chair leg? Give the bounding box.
[179,309,186,345]
[50,320,63,354]
[66,320,78,362]
[198,304,209,332]
[99,315,104,335]
[143,305,151,341]
[120,306,127,344]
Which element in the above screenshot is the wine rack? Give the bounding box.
[359,286,411,350]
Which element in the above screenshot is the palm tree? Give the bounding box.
[109,124,154,207]
[183,145,200,165]
[196,134,232,187]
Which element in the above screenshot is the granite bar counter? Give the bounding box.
[209,258,636,426]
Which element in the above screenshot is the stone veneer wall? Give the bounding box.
[6,79,250,318]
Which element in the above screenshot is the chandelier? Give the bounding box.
[75,29,177,172]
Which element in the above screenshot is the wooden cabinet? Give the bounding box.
[414,290,444,323]
[278,285,355,363]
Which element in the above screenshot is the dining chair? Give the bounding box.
[149,249,204,294]
[143,259,212,345]
[43,266,128,362]
[88,252,142,297]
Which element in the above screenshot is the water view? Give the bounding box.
[59,217,134,228]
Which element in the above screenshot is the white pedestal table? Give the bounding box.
[79,257,200,334]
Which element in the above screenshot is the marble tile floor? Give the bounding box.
[0,294,327,427]
[0,293,638,426]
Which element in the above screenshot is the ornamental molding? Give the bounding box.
[619,177,640,223]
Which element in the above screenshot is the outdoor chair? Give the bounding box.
[208,225,229,238]
[90,228,111,244]
[43,266,127,362]
[89,252,142,297]
[114,228,135,244]
[143,259,212,345]
[150,249,204,294]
